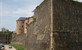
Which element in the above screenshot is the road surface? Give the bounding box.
[4,45,16,50]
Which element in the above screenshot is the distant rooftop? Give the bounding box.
[17,17,27,21]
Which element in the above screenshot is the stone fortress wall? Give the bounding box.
[15,0,82,50]
[53,0,82,50]
[25,0,51,50]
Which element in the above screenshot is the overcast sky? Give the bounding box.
[0,0,82,31]
[0,0,43,31]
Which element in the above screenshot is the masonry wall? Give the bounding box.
[12,33,26,45]
[24,19,28,34]
[16,21,25,34]
[26,0,51,50]
[53,0,82,50]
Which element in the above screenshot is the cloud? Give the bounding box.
[0,6,35,17]
[0,4,36,31]
[0,0,43,17]
[0,0,43,31]
[11,5,36,17]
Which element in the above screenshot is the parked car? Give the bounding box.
[9,45,12,49]
[0,44,4,50]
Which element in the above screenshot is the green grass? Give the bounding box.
[12,44,25,50]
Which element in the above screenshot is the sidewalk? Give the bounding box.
[4,45,16,50]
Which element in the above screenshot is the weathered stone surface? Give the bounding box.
[25,0,51,50]
[53,0,82,31]
[11,33,26,45]
[25,0,82,50]
[53,0,82,50]
[16,17,27,35]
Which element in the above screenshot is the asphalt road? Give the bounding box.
[4,45,16,50]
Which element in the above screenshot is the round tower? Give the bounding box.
[16,17,27,35]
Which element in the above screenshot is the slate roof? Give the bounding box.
[17,17,27,21]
